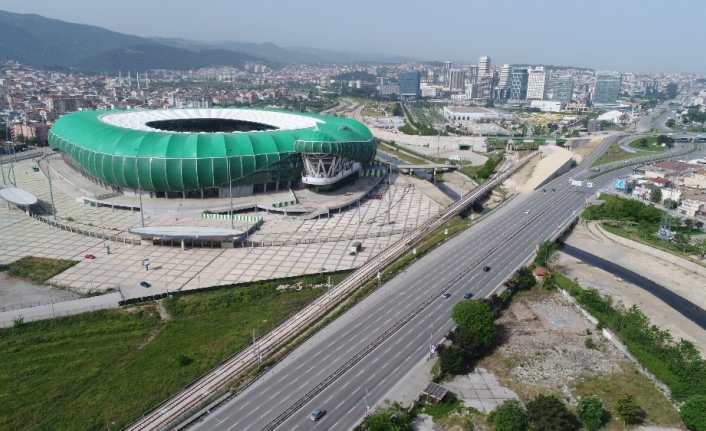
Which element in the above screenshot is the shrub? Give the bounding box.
[680,395,706,431]
[576,396,605,431]
[175,354,193,367]
[487,399,527,431]
[526,394,579,431]
[585,338,596,349]
[615,394,645,425]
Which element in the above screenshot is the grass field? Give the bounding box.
[0,256,78,284]
[0,275,342,430]
[627,136,669,152]
[591,142,655,167]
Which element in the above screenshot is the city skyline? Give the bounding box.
[0,0,704,74]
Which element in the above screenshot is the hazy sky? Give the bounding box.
[0,0,703,74]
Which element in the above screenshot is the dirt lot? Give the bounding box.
[556,222,706,355]
[476,289,682,430]
[0,272,80,311]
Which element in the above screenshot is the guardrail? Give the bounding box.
[30,213,139,245]
[124,152,538,431]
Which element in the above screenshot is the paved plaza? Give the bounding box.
[0,155,443,301]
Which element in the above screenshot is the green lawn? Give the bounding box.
[0,256,78,284]
[591,142,655,167]
[0,277,336,430]
[627,136,669,152]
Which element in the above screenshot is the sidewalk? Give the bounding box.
[0,292,122,328]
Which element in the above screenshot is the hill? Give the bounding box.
[0,10,153,67]
[75,45,266,72]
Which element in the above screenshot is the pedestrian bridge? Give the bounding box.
[395,164,460,171]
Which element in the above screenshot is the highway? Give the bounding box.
[192,135,704,431]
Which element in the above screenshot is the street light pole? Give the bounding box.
[134,149,145,227]
[45,159,56,220]
[227,149,234,229]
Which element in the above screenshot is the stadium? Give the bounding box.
[48,108,376,198]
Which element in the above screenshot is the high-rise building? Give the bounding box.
[478,56,491,75]
[666,82,678,99]
[399,71,421,100]
[449,69,466,92]
[494,64,512,99]
[443,60,453,84]
[476,73,494,100]
[592,71,622,105]
[509,68,529,100]
[552,75,574,103]
[467,65,479,86]
[526,67,548,100]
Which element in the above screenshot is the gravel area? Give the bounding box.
[497,293,623,388]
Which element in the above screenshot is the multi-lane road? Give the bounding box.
[191,134,703,431]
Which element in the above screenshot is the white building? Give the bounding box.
[478,56,491,75]
[530,100,564,112]
[443,106,499,121]
[526,67,548,100]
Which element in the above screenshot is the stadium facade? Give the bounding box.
[48,109,376,198]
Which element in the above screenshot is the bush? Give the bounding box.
[175,354,193,367]
[615,394,645,425]
[439,345,466,375]
[680,395,706,431]
[487,399,528,431]
[585,338,596,349]
[576,396,605,431]
[526,394,579,431]
[363,399,413,431]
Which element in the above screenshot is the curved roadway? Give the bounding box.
[192,135,704,431]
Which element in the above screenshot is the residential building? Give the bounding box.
[592,72,622,105]
[449,69,466,92]
[526,67,548,100]
[509,68,529,100]
[476,73,494,101]
[530,100,564,112]
[552,75,573,102]
[494,64,512,99]
[444,61,452,84]
[478,56,491,75]
[399,71,421,100]
[666,82,678,99]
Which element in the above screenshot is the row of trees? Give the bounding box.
[488,393,649,431]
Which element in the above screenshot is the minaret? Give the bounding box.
[137,72,140,90]
[118,70,122,87]
[145,72,149,90]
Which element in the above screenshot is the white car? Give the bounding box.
[525,210,531,214]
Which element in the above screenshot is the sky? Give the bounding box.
[0,0,704,74]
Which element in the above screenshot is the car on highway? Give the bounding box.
[309,408,326,421]
[463,292,474,299]
[483,266,491,272]
[441,292,451,299]
[525,210,531,214]
[140,281,151,288]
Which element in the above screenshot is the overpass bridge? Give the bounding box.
[394,163,460,171]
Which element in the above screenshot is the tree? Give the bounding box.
[638,137,649,148]
[514,266,537,290]
[534,241,559,267]
[439,345,466,375]
[392,103,403,117]
[15,133,25,143]
[650,187,662,203]
[451,300,496,350]
[526,394,579,431]
[664,198,678,209]
[615,394,645,426]
[576,396,605,431]
[487,399,528,431]
[363,399,413,431]
[680,395,706,431]
[453,326,484,357]
[666,118,676,128]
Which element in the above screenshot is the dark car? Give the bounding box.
[542,188,546,192]
[441,292,451,299]
[140,281,151,288]
[551,188,556,192]
[463,292,474,299]
[483,266,491,272]
[309,408,326,421]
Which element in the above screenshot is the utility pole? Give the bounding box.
[46,159,56,220]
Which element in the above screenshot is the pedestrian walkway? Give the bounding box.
[0,292,122,328]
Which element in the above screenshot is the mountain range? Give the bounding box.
[0,10,418,72]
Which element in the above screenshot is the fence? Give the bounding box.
[30,213,140,245]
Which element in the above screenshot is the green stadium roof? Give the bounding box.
[48,108,376,192]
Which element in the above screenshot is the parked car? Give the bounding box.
[140,281,151,288]
[309,408,326,421]
[84,254,96,260]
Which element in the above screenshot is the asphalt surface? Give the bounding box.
[561,244,706,331]
[192,135,704,431]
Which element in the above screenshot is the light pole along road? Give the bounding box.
[190,135,703,431]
